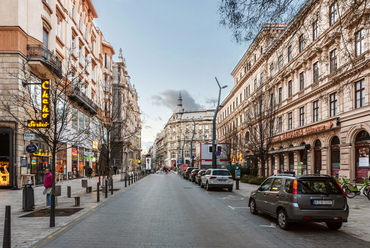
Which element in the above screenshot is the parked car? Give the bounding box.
[249,173,349,230]
[195,170,206,186]
[190,169,200,182]
[184,167,196,180]
[201,169,234,191]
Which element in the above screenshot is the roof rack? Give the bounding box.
[300,174,331,177]
[273,171,295,176]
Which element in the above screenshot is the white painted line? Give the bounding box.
[260,223,276,228]
[228,205,235,210]
[228,206,248,210]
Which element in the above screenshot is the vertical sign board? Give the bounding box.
[27,80,50,128]
[146,157,151,170]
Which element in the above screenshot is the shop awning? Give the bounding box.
[268,145,307,155]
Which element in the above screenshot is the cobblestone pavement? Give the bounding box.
[0,173,143,248]
[29,173,370,248]
[1,172,370,247]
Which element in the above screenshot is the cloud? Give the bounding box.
[151,89,204,111]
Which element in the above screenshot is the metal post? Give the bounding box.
[125,174,127,187]
[105,179,108,198]
[97,182,100,202]
[50,195,55,227]
[190,118,196,167]
[212,78,227,169]
[128,175,131,185]
[111,178,113,195]
[131,175,133,184]
[236,179,239,190]
[3,206,11,248]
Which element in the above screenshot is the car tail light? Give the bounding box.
[303,217,312,220]
[333,217,342,220]
[335,180,345,195]
[228,177,233,179]
[209,177,216,179]
[293,180,298,194]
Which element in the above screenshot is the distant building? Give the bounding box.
[154,93,214,168]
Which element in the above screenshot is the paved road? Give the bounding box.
[33,173,370,248]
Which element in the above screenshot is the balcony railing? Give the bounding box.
[27,45,62,74]
[69,86,98,115]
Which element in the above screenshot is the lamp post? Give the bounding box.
[212,77,228,169]
[190,118,198,167]
[181,133,186,167]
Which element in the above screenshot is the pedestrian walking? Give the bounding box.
[114,165,118,175]
[88,167,93,178]
[43,168,52,208]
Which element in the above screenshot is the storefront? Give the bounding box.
[355,130,370,180]
[71,146,78,178]
[56,145,67,180]
[30,149,50,184]
[330,136,340,176]
[0,127,13,188]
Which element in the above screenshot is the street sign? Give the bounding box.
[191,156,195,159]
[24,133,35,141]
[26,144,38,153]
[215,151,221,156]
[20,156,28,167]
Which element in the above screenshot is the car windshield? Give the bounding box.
[212,170,230,176]
[298,179,342,195]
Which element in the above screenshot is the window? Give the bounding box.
[85,25,88,40]
[30,77,41,109]
[278,55,283,70]
[270,63,274,77]
[355,79,365,108]
[85,115,90,131]
[313,20,318,41]
[299,34,305,52]
[288,46,292,62]
[355,29,364,57]
[270,93,274,107]
[300,107,305,126]
[330,92,337,117]
[104,53,108,67]
[79,110,84,131]
[279,87,282,103]
[79,16,82,30]
[271,178,282,191]
[330,49,337,73]
[288,112,292,130]
[313,62,319,83]
[104,77,107,91]
[236,97,239,107]
[260,178,273,191]
[329,2,337,26]
[284,179,294,193]
[288,80,292,97]
[300,72,304,91]
[313,100,319,122]
[56,18,62,39]
[278,116,282,133]
[72,36,75,55]
[72,5,75,20]
[43,29,48,50]
[79,46,82,62]
[92,119,98,139]
[260,72,264,85]
[254,78,257,91]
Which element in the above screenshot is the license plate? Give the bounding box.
[312,200,333,205]
[218,179,227,182]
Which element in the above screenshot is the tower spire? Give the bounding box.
[177,91,183,107]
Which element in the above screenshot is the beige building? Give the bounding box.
[0,0,140,187]
[155,93,214,168]
[218,0,370,180]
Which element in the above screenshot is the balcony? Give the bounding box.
[69,86,98,115]
[27,45,62,78]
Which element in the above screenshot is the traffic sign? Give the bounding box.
[215,151,221,156]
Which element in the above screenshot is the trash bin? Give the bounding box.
[22,184,34,211]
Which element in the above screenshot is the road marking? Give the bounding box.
[228,205,248,210]
[220,195,244,200]
[260,223,276,228]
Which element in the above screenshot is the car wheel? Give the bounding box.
[249,199,258,215]
[277,209,289,230]
[200,182,204,188]
[228,187,233,192]
[326,222,342,230]
[206,182,211,191]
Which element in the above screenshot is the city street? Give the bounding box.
[32,173,370,248]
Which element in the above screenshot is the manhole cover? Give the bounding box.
[184,187,193,189]
[20,208,83,218]
[93,189,120,192]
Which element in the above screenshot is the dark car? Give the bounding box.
[190,169,200,182]
[184,167,196,180]
[195,170,206,186]
[249,173,349,230]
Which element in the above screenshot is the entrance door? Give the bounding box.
[314,140,322,174]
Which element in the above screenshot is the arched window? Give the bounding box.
[245,132,250,144]
[331,136,340,176]
[355,130,370,180]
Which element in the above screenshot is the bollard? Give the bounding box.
[67,186,71,198]
[105,179,108,198]
[3,206,11,248]
[128,175,131,185]
[134,173,136,182]
[125,174,127,187]
[236,179,239,190]
[97,182,100,202]
[111,178,113,195]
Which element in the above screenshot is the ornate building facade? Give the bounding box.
[218,0,370,180]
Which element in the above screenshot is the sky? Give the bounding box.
[92,0,247,152]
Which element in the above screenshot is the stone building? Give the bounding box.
[154,93,214,168]
[217,0,370,180]
[0,0,140,187]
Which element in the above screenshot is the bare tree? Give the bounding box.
[0,47,94,227]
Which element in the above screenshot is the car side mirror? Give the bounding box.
[258,186,262,191]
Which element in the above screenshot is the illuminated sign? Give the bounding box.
[92,141,99,150]
[32,149,51,157]
[27,80,50,128]
[272,122,333,142]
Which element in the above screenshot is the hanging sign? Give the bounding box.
[27,80,50,128]
[26,144,38,153]
[32,149,51,157]
[24,133,35,140]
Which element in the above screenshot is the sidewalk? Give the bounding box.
[0,173,146,248]
[234,181,370,242]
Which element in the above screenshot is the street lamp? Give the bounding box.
[212,77,228,169]
[181,133,186,167]
[190,118,198,167]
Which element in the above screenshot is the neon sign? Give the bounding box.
[27,80,50,128]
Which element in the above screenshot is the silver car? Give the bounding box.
[249,174,349,230]
[201,169,234,191]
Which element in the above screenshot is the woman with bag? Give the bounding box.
[43,168,52,208]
